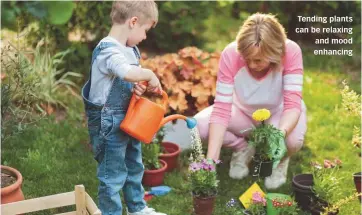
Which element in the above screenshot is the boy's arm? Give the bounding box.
[106,52,152,82]
[106,52,162,92]
[125,67,162,93]
[123,67,153,82]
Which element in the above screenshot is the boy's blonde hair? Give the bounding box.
[110,1,158,27]
[236,13,286,68]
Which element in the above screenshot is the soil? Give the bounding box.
[1,172,16,188]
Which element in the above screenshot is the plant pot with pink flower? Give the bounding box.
[189,159,220,215]
[242,191,267,215]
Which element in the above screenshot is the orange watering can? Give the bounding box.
[120,85,197,144]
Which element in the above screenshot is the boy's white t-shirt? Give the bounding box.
[89,36,139,105]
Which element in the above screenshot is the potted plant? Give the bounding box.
[246,109,285,178]
[154,126,181,172]
[189,158,220,215]
[293,161,342,215]
[266,193,300,215]
[141,142,168,187]
[242,191,266,215]
[1,165,25,204]
[291,173,315,211]
[321,192,361,215]
[188,125,219,215]
[353,172,361,202]
[225,198,244,215]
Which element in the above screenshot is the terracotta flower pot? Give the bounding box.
[1,165,25,204]
[142,159,167,187]
[159,142,181,172]
[353,172,361,202]
[250,155,273,178]
[192,195,216,215]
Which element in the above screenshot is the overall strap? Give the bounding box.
[81,42,118,110]
[133,46,141,60]
[89,42,118,83]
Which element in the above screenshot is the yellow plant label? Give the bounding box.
[239,182,265,209]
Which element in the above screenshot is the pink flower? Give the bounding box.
[335,158,342,166]
[252,191,266,206]
[324,159,336,168]
[189,162,201,172]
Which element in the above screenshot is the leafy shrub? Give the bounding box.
[1,33,82,141]
[141,47,220,116]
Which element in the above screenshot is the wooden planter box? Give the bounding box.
[2,185,101,215]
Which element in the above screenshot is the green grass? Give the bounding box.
[2,63,361,214]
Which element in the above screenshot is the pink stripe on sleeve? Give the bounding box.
[210,42,240,126]
[210,102,232,127]
[282,40,304,112]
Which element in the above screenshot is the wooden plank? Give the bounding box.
[75,185,87,215]
[2,191,75,215]
[85,192,102,215]
[55,212,77,215]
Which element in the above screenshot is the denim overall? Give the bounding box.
[82,42,146,215]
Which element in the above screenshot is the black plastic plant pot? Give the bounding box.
[250,155,273,178]
[353,172,362,202]
[308,199,339,215]
[291,174,316,211]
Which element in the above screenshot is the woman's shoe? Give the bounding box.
[264,157,290,189]
[229,146,255,179]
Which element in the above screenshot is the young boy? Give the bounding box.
[81,1,166,215]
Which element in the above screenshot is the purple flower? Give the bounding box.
[189,162,201,172]
[214,159,222,164]
[226,198,236,207]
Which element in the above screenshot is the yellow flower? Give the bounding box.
[252,109,271,122]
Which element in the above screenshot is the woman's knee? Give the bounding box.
[286,133,305,155]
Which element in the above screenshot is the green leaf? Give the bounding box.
[43,1,75,25]
[24,2,47,19]
[1,3,17,30]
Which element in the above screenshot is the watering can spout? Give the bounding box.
[185,118,197,129]
[160,115,197,130]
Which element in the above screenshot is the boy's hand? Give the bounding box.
[148,74,163,95]
[132,83,147,99]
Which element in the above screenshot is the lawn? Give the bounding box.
[2,61,360,214]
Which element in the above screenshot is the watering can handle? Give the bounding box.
[138,81,169,112]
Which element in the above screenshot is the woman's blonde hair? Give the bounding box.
[236,13,287,68]
[110,1,158,27]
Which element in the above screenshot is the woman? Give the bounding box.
[195,13,307,189]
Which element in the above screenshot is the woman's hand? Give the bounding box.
[271,130,287,169]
